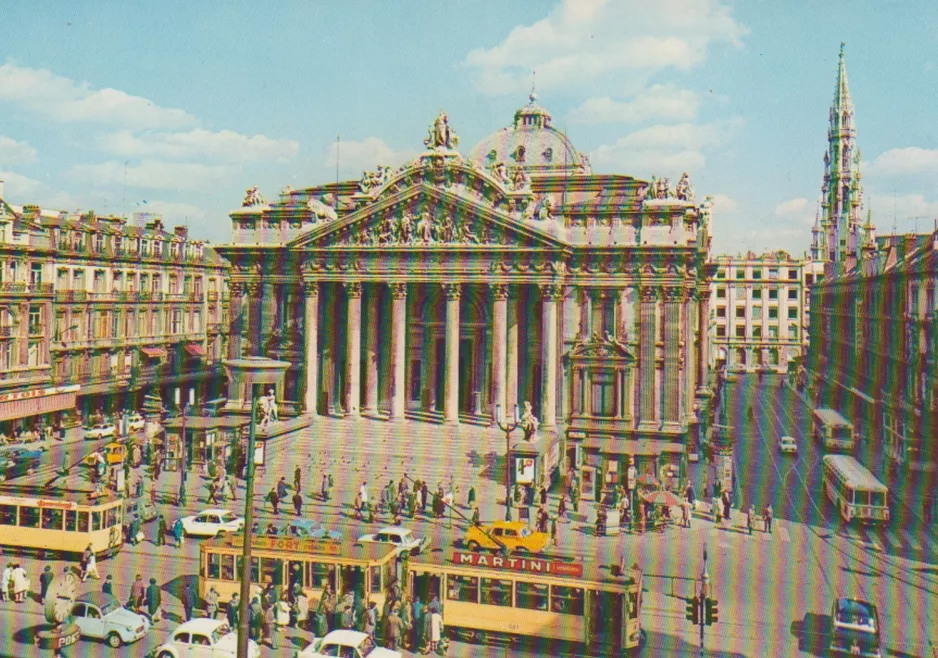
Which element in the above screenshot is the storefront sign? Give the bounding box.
[0,384,79,403]
[0,385,80,423]
[453,551,583,578]
[515,457,535,485]
[226,534,342,555]
[38,499,77,511]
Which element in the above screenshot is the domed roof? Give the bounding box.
[468,93,589,176]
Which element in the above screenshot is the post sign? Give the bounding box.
[452,551,583,578]
[515,457,535,485]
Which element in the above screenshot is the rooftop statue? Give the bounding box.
[519,401,539,441]
[242,185,266,207]
[509,167,529,191]
[424,110,459,150]
[676,172,695,201]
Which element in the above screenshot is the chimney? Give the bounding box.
[0,179,4,199]
[174,225,189,239]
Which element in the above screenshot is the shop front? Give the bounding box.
[162,416,251,475]
[508,431,562,494]
[0,384,80,438]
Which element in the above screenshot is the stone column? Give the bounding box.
[443,283,461,425]
[662,287,684,427]
[506,287,519,411]
[246,281,262,357]
[697,289,711,393]
[363,285,380,416]
[638,286,658,430]
[490,283,508,420]
[578,287,591,340]
[541,284,562,428]
[684,289,696,420]
[344,282,362,419]
[389,282,408,421]
[303,281,319,417]
[228,282,245,360]
[260,281,278,353]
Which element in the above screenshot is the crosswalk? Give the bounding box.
[837,524,934,555]
[705,519,791,543]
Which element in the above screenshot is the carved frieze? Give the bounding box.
[336,208,515,247]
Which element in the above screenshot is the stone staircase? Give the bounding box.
[404,408,492,427]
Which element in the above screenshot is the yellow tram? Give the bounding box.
[407,549,644,654]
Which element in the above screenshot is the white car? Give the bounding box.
[83,423,117,441]
[71,592,150,648]
[126,413,146,432]
[357,526,429,557]
[180,509,245,537]
[778,435,798,454]
[152,619,259,658]
[297,630,401,658]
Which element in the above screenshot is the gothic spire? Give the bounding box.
[832,42,853,122]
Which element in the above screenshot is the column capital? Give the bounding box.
[490,283,509,301]
[343,281,363,298]
[245,281,261,297]
[390,282,408,299]
[640,286,659,303]
[697,287,711,302]
[539,283,564,301]
[229,281,246,296]
[303,280,320,296]
[443,282,462,301]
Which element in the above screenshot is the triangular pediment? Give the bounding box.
[288,183,568,251]
[570,336,635,361]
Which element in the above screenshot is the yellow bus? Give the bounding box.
[408,550,644,655]
[0,489,124,559]
[198,534,400,612]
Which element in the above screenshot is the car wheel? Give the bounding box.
[106,632,122,648]
[514,546,530,555]
[157,652,175,658]
[467,541,481,552]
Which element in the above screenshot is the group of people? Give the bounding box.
[0,562,30,602]
[352,476,455,525]
[266,475,303,516]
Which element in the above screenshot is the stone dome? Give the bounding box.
[468,93,589,176]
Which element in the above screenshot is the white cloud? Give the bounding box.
[68,160,236,191]
[867,147,938,177]
[866,193,938,226]
[463,0,747,95]
[98,129,299,164]
[325,137,416,175]
[709,193,737,212]
[0,170,43,197]
[774,197,809,217]
[132,200,210,225]
[569,85,700,124]
[0,62,196,130]
[0,135,37,165]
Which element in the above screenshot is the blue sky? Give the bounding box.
[1,0,936,256]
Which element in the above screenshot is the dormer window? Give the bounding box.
[94,233,105,252]
[542,147,553,163]
[513,145,526,163]
[153,240,163,257]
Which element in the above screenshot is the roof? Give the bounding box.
[812,408,852,427]
[173,618,228,634]
[822,455,888,492]
[76,591,119,607]
[318,630,368,646]
[193,508,237,516]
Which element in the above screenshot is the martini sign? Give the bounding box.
[453,551,583,578]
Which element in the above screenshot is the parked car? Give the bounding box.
[778,435,798,454]
[297,630,401,658]
[125,499,159,523]
[0,447,43,482]
[151,619,259,658]
[465,520,549,554]
[83,423,117,441]
[180,509,245,538]
[70,592,150,648]
[357,526,429,557]
[282,519,342,541]
[125,413,146,432]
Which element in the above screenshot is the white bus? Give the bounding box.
[822,455,890,524]
[812,408,856,452]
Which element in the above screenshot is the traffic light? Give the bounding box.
[705,597,719,625]
[685,596,699,624]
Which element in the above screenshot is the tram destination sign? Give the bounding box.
[453,551,583,578]
[225,535,342,555]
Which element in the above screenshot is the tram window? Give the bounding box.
[551,586,585,616]
[260,558,283,587]
[480,578,513,607]
[105,507,119,528]
[221,555,235,581]
[249,557,260,584]
[77,512,89,532]
[91,511,102,531]
[628,592,639,619]
[871,491,885,507]
[207,553,222,579]
[19,506,40,528]
[370,565,382,594]
[308,562,336,589]
[65,510,77,531]
[41,508,64,530]
[855,491,869,506]
[516,581,549,611]
[446,575,478,603]
[0,505,16,525]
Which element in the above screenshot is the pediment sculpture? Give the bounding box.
[358,165,393,193]
[338,209,507,247]
[242,185,266,207]
[424,110,459,150]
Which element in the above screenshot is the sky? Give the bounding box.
[1,0,937,257]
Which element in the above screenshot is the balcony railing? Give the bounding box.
[0,326,12,338]
[54,290,89,302]
[207,291,219,302]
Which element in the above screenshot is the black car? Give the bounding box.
[0,447,43,481]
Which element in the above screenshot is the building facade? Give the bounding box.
[710,251,824,373]
[216,98,715,493]
[0,184,230,433]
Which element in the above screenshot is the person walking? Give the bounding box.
[539,485,548,507]
[747,504,756,535]
[420,481,429,513]
[102,575,114,596]
[293,590,309,630]
[685,482,696,512]
[181,582,196,621]
[262,601,275,647]
[227,474,238,502]
[429,608,444,653]
[277,476,290,501]
[273,597,290,649]
[205,585,220,619]
[364,600,377,641]
[248,597,264,641]
[550,515,558,546]
[321,473,329,501]
[384,605,403,650]
[1,563,12,602]
[722,490,732,524]
[681,499,691,528]
[267,487,280,514]
[130,574,146,612]
[226,592,240,629]
[83,548,100,581]
[292,490,303,516]
[11,563,28,603]
[471,505,480,527]
[466,485,476,509]
[156,516,167,546]
[712,495,722,525]
[145,578,162,624]
[571,484,580,514]
[763,504,773,533]
[39,566,54,604]
[557,494,568,521]
[294,466,302,493]
[172,518,185,548]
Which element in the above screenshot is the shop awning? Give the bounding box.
[141,346,167,359]
[572,435,686,457]
[184,343,206,357]
[0,390,78,423]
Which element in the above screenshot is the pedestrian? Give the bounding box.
[294,466,302,493]
[385,605,403,650]
[722,490,731,523]
[430,608,444,653]
[471,505,480,527]
[11,563,28,602]
[407,490,417,518]
[156,515,167,546]
[420,482,429,512]
[273,597,290,649]
[359,481,369,507]
[145,578,162,624]
[341,604,354,630]
[557,494,568,521]
[277,476,289,501]
[130,515,142,545]
[205,585,220,619]
[226,593,240,629]
[262,601,275,646]
[420,599,432,652]
[249,597,264,641]
[763,504,773,533]
[102,574,114,596]
[571,485,580,514]
[747,504,755,535]
[228,475,238,502]
[293,590,309,630]
[681,499,691,528]
[130,574,146,612]
[293,490,303,516]
[364,600,377,641]
[467,485,476,509]
[712,495,722,525]
[181,582,196,621]
[539,485,548,507]
[39,566,54,603]
[685,482,696,511]
[172,518,185,547]
[267,487,280,514]
[550,515,558,546]
[318,583,335,632]
[321,473,329,501]
[83,548,100,581]
[206,479,218,505]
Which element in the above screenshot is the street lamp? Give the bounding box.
[494,404,520,521]
[177,404,187,506]
[698,544,710,656]
[222,356,290,658]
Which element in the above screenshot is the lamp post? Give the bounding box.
[494,404,520,521]
[222,357,290,658]
[698,544,710,657]
[177,404,188,506]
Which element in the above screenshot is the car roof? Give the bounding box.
[376,526,409,534]
[174,618,228,634]
[197,508,234,516]
[76,591,119,607]
[317,629,367,646]
[487,521,528,530]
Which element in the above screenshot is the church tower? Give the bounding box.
[812,43,866,265]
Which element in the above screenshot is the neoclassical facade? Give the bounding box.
[216,98,715,489]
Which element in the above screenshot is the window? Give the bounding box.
[590,372,615,417]
[715,307,725,318]
[221,555,235,581]
[153,241,163,257]
[95,234,105,252]
[769,288,778,300]
[735,326,745,338]
[735,307,745,318]
[91,511,102,531]
[768,268,778,280]
[768,326,778,339]
[171,311,182,334]
[370,565,382,594]
[29,306,41,334]
[753,326,762,338]
[550,586,584,615]
[307,562,336,589]
[735,268,745,279]
[752,306,762,320]
[805,274,814,286]
[19,506,40,528]
[30,263,42,286]
[41,508,64,530]
[515,581,549,611]
[716,287,726,299]
[716,326,726,338]
[768,307,778,319]
[207,553,222,579]
[77,512,89,532]
[65,510,77,531]
[753,269,762,280]
[716,268,726,279]
[480,578,513,607]
[788,289,798,300]
[788,269,798,279]
[788,325,798,339]
[788,308,798,319]
[447,575,479,603]
[752,289,761,300]
[0,505,16,525]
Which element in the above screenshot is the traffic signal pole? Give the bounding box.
[699,545,710,656]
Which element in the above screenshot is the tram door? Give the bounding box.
[340,565,366,597]
[586,589,624,652]
[410,571,442,606]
